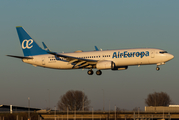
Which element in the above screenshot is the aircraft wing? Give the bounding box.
[48,51,98,68]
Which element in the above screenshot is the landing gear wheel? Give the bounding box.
[87,70,93,75]
[96,70,102,75]
[156,67,160,71]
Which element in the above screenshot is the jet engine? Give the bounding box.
[96,61,115,70]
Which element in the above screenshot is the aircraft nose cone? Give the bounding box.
[168,54,174,60]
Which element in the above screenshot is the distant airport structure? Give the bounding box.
[0,105,40,113]
[1,105,179,120]
[145,105,179,112]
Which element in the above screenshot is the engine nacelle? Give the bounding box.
[96,61,114,70]
[112,66,128,70]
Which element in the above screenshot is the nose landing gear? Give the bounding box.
[156,66,160,71]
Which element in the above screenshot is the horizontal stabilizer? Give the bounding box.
[6,55,33,59]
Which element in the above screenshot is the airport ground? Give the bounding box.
[1,111,179,120]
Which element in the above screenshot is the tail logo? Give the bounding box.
[22,39,33,49]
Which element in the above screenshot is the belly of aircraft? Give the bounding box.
[45,60,73,69]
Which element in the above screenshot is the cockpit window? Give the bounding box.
[159,51,168,54]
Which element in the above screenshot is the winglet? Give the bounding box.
[42,42,51,52]
[16,26,23,28]
[94,46,99,51]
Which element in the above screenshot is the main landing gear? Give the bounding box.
[96,70,102,75]
[87,69,93,75]
[87,69,102,75]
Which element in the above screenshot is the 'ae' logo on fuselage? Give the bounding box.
[22,39,33,49]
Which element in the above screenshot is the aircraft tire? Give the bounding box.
[156,67,160,71]
[96,70,102,75]
[87,70,93,75]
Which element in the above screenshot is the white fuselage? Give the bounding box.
[22,48,174,70]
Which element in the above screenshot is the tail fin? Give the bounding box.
[16,26,48,56]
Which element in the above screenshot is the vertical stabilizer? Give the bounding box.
[16,26,47,56]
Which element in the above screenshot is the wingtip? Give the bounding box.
[16,26,22,28]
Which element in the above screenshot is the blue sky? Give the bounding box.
[0,0,179,110]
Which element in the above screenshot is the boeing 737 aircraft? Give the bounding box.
[7,26,174,75]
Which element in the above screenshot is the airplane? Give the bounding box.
[7,26,174,75]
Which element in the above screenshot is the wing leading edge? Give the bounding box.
[48,51,98,68]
